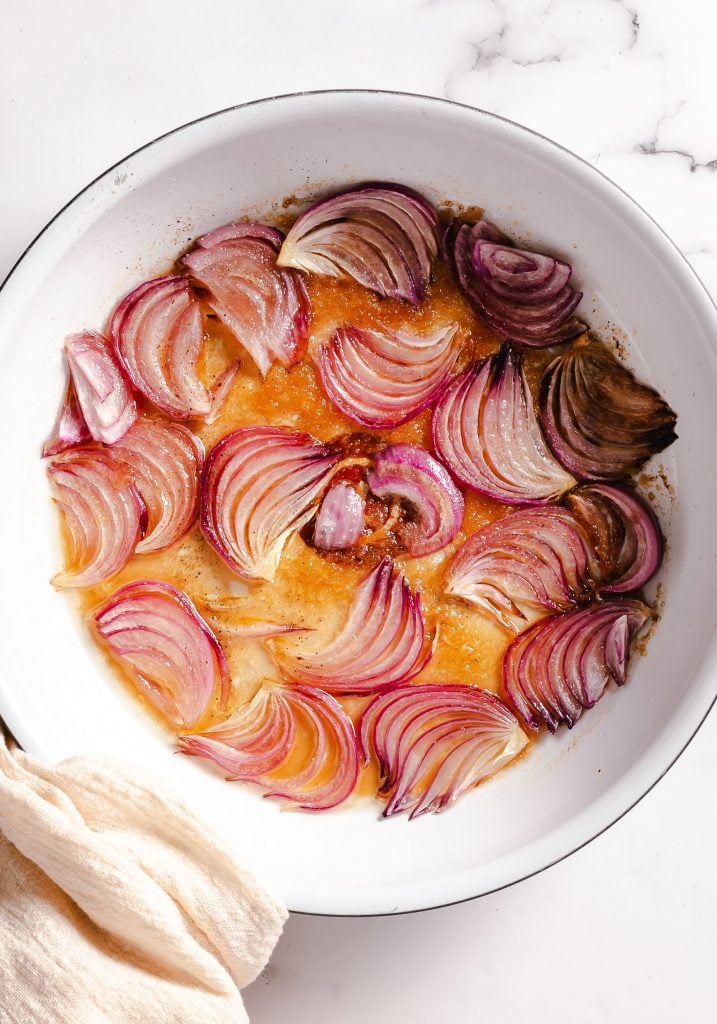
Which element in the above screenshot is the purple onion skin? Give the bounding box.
[367,443,464,557]
[277,182,439,305]
[446,218,584,347]
[313,482,366,550]
[541,340,678,480]
[566,482,664,593]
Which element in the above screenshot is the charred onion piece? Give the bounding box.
[64,331,137,444]
[277,182,439,305]
[180,680,359,810]
[367,444,464,556]
[110,276,210,419]
[111,418,204,554]
[432,345,576,503]
[313,482,366,550]
[316,322,461,428]
[183,222,311,377]
[42,376,90,457]
[447,218,584,347]
[269,557,432,693]
[566,482,663,593]
[200,425,340,582]
[503,599,650,731]
[93,580,229,728]
[47,448,143,587]
[541,340,678,479]
[359,683,527,818]
[446,506,591,631]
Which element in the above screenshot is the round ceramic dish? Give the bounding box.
[0,91,715,916]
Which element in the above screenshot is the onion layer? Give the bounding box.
[432,345,576,503]
[503,599,650,731]
[316,322,461,429]
[110,276,210,419]
[42,377,90,457]
[180,680,359,810]
[447,219,584,347]
[313,482,366,549]
[200,426,340,582]
[359,684,528,818]
[446,506,591,631]
[566,483,663,593]
[111,418,204,554]
[269,557,432,693]
[367,444,464,556]
[183,223,311,377]
[47,448,143,587]
[541,339,678,479]
[64,331,137,444]
[93,579,229,728]
[277,182,439,305]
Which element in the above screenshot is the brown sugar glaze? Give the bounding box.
[74,252,568,792]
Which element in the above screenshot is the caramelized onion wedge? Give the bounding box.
[47,448,143,587]
[503,600,650,731]
[433,345,576,503]
[42,376,90,457]
[359,684,527,818]
[314,482,366,549]
[277,182,439,305]
[566,483,663,593]
[447,507,591,631]
[316,322,461,429]
[367,444,464,556]
[541,340,678,479]
[112,418,204,554]
[110,276,210,419]
[270,558,432,693]
[64,331,137,444]
[200,426,341,582]
[183,223,311,377]
[93,580,229,729]
[180,680,359,810]
[447,219,584,346]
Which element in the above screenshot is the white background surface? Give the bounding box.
[1,2,715,1021]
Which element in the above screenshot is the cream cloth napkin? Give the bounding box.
[0,731,287,1023]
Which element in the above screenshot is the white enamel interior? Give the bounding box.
[0,91,715,915]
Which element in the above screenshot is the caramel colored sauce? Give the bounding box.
[71,250,555,782]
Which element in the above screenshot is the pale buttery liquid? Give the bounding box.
[70,254,560,793]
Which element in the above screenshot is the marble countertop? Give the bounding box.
[1,1,715,1020]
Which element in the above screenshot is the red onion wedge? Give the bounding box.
[359,684,527,818]
[47,448,143,588]
[183,223,311,377]
[541,340,678,479]
[316,322,461,429]
[42,376,90,457]
[92,579,229,729]
[432,345,576,503]
[179,680,359,810]
[313,482,366,550]
[277,183,439,305]
[110,275,211,419]
[205,361,241,425]
[111,418,204,554]
[566,483,663,593]
[446,506,591,631]
[447,218,584,347]
[64,331,137,444]
[367,444,464,557]
[269,558,432,694]
[200,426,341,582]
[503,599,650,731]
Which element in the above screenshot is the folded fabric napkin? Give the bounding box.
[0,730,287,1023]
